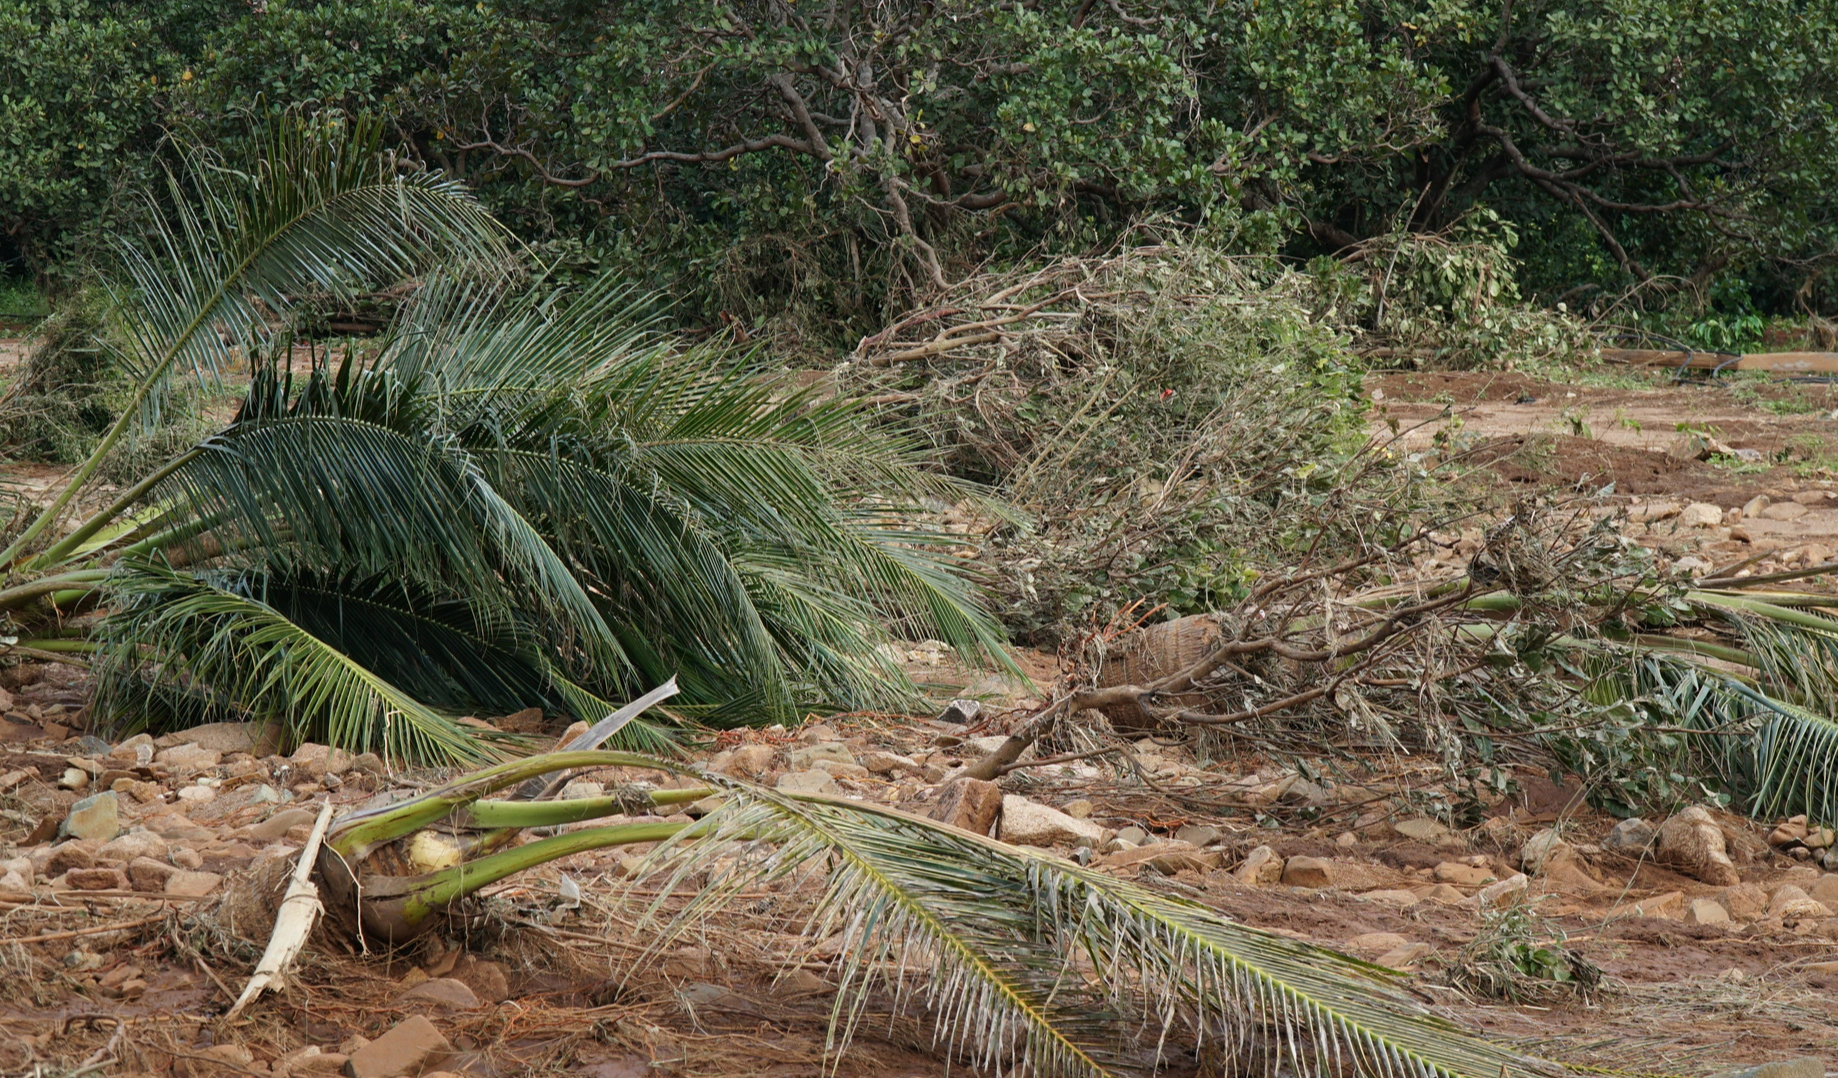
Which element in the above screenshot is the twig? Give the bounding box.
[994,745,1120,777]
[0,915,166,945]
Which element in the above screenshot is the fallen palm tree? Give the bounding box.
[228,688,1552,1078]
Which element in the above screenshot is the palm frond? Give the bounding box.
[94,561,491,762]
[7,113,509,566]
[630,783,1545,1078]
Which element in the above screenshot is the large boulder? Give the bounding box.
[999,795,1106,848]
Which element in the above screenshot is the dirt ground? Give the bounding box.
[0,352,1834,1077]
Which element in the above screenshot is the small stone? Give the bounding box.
[1610,891,1685,920]
[398,977,482,1009]
[1743,495,1773,519]
[1655,806,1740,886]
[1604,817,1656,853]
[0,870,30,896]
[1281,856,1334,888]
[775,769,843,796]
[164,870,224,897]
[1762,502,1809,521]
[557,779,604,800]
[788,743,855,770]
[127,857,178,892]
[1359,889,1420,908]
[1000,795,1106,847]
[99,830,168,862]
[1234,845,1284,886]
[719,744,776,777]
[1343,931,1409,954]
[1680,502,1725,527]
[1116,826,1150,846]
[450,956,510,1003]
[343,1014,452,1078]
[1807,874,1838,906]
[1060,799,1095,819]
[1374,943,1433,969]
[935,698,981,724]
[1519,829,1569,873]
[59,767,89,791]
[1685,898,1731,925]
[1335,832,1359,848]
[860,751,919,776]
[176,784,215,804]
[1393,817,1457,845]
[929,777,1004,836]
[171,846,203,869]
[1722,882,1769,920]
[1434,861,1494,887]
[59,791,120,842]
[1175,823,1222,847]
[245,807,320,841]
[66,867,126,890]
[1470,873,1529,909]
[154,743,222,770]
[43,841,98,876]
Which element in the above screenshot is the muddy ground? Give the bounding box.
[0,353,1835,1077]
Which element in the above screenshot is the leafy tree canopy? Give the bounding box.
[7,0,1836,341]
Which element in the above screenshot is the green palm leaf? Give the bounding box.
[630,783,1545,1078]
[96,561,490,762]
[13,114,510,568]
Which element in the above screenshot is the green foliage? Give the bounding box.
[11,0,1838,339]
[1446,901,1600,1003]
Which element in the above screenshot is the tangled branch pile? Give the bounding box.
[846,238,1394,642]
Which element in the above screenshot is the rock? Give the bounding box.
[1433,861,1494,887]
[1762,502,1809,521]
[860,751,919,776]
[59,792,120,842]
[1000,795,1106,847]
[1742,495,1773,519]
[98,830,169,863]
[164,870,224,897]
[1806,827,1836,851]
[810,760,870,781]
[787,743,855,770]
[1709,1059,1824,1078]
[1766,884,1833,921]
[398,977,482,1009]
[1175,823,1222,847]
[246,807,320,842]
[1374,943,1433,969]
[0,870,30,896]
[1335,832,1359,848]
[1342,931,1410,954]
[1539,847,1605,893]
[718,744,776,778]
[450,956,510,1003]
[929,777,1003,836]
[66,867,126,890]
[1519,829,1569,873]
[1098,842,1218,874]
[935,698,981,725]
[1680,502,1725,527]
[1655,806,1740,886]
[1470,873,1529,909]
[1233,845,1285,886]
[1359,889,1421,908]
[1610,891,1685,920]
[1685,898,1731,925]
[291,743,355,778]
[176,784,215,804]
[558,780,604,800]
[1116,826,1150,846]
[1280,856,1334,888]
[1060,799,1095,819]
[154,743,222,770]
[44,841,99,876]
[58,767,89,790]
[128,857,178,892]
[1603,817,1656,853]
[343,1014,452,1078]
[1807,874,1838,906]
[163,722,277,756]
[1393,817,1457,846]
[1425,883,1468,904]
[775,769,842,796]
[1722,882,1769,920]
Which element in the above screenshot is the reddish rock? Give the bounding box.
[1281,856,1334,888]
[397,977,482,1009]
[929,777,1003,836]
[127,856,178,892]
[66,867,126,890]
[343,1015,451,1078]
